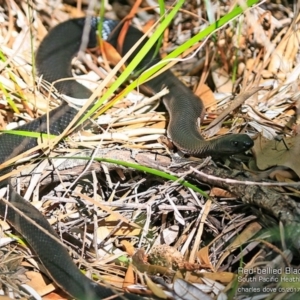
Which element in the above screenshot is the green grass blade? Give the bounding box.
[83,0,259,118]
[0,130,56,139]
[65,156,208,197]
[79,0,185,124]
[134,0,260,88]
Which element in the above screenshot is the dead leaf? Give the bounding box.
[26,271,65,299]
[210,187,235,198]
[268,26,300,76]
[196,84,216,111]
[197,246,214,270]
[201,271,235,283]
[253,134,300,177]
[161,225,179,245]
[102,40,125,70]
[43,292,68,300]
[25,271,48,292]
[216,222,262,269]
[145,274,168,299]
[123,264,135,288]
[211,65,233,93]
[173,278,212,300]
[120,240,135,256]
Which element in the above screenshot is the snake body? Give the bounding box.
[0,18,253,299]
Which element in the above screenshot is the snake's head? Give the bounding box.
[212,134,254,156]
[177,133,254,158]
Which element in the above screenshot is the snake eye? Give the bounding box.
[230,140,241,149]
[231,137,253,151]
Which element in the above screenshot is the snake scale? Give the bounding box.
[0,18,253,299]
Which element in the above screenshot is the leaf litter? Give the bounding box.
[1,1,300,300]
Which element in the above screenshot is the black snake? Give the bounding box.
[0,17,253,299]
